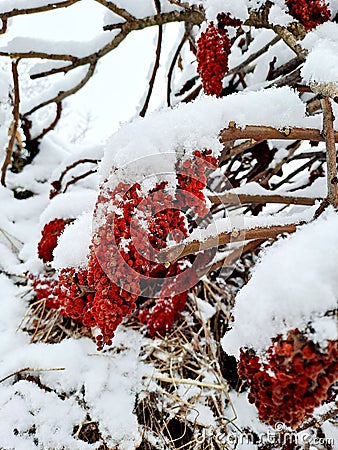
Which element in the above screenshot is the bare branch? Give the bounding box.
[219,125,338,144]
[208,192,320,207]
[63,169,97,193]
[93,0,135,21]
[33,102,62,139]
[139,0,162,117]
[321,96,338,207]
[167,33,187,107]
[158,224,299,263]
[0,0,80,22]
[1,61,20,186]
[25,62,97,116]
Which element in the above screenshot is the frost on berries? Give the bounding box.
[238,329,338,428]
[286,0,330,30]
[33,150,218,349]
[37,218,70,263]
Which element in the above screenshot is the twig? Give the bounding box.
[139,0,162,117]
[226,36,281,77]
[167,33,187,107]
[297,402,338,432]
[321,96,338,207]
[219,125,338,144]
[33,102,62,139]
[25,61,97,116]
[157,223,298,263]
[1,60,20,186]
[272,156,319,190]
[0,0,80,22]
[145,374,227,390]
[62,168,97,193]
[208,192,319,206]
[0,367,65,384]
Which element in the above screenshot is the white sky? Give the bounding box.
[0,0,179,143]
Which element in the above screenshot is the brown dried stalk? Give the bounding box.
[219,125,338,144]
[208,193,319,207]
[321,97,338,207]
[158,223,298,263]
[1,60,20,186]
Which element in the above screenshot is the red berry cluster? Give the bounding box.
[286,0,330,30]
[197,23,231,96]
[30,275,59,309]
[217,12,242,29]
[33,150,218,348]
[37,219,70,263]
[238,329,338,428]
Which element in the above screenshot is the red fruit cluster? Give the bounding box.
[286,0,330,30]
[217,12,242,29]
[197,23,231,96]
[32,150,218,348]
[238,329,338,428]
[30,275,59,309]
[37,219,69,263]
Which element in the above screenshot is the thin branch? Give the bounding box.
[219,125,338,144]
[139,0,162,117]
[51,158,99,195]
[321,96,338,207]
[167,33,187,107]
[272,156,319,190]
[93,0,135,21]
[297,401,338,432]
[145,374,227,390]
[0,366,65,384]
[208,192,319,206]
[0,0,80,22]
[62,169,97,193]
[157,223,298,263]
[33,102,62,139]
[0,18,7,34]
[226,36,281,77]
[220,139,265,163]
[25,62,97,116]
[1,60,20,187]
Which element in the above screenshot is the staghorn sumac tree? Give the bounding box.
[0,0,337,448]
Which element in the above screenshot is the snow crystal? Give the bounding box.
[222,210,338,357]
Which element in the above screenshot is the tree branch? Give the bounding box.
[139,0,162,117]
[33,102,62,139]
[0,0,80,22]
[321,96,338,207]
[219,125,338,144]
[25,62,97,116]
[208,193,319,207]
[1,61,20,187]
[157,224,298,263]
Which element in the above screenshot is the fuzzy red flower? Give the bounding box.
[286,0,330,30]
[37,219,69,263]
[238,329,338,428]
[197,23,231,96]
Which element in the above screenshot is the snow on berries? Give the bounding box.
[37,218,70,263]
[238,329,338,428]
[286,0,330,30]
[33,150,218,349]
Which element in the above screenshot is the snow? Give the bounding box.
[0,271,151,449]
[222,210,338,357]
[99,86,321,184]
[0,0,75,13]
[52,213,92,269]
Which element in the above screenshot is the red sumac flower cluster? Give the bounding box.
[197,23,231,97]
[37,218,70,263]
[238,329,338,428]
[286,0,330,30]
[33,151,218,349]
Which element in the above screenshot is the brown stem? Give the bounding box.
[63,169,97,193]
[158,223,298,263]
[321,97,338,207]
[1,61,20,186]
[167,33,187,107]
[33,102,62,140]
[139,0,162,117]
[208,193,319,206]
[219,125,338,144]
